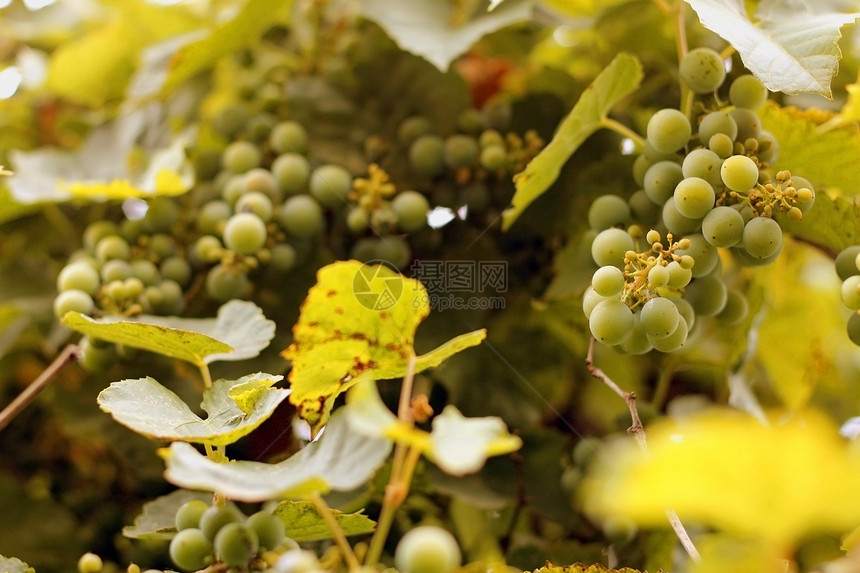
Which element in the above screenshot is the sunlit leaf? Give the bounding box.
[0,555,34,573]
[358,0,532,72]
[843,71,860,122]
[162,408,392,502]
[123,489,212,540]
[779,191,860,253]
[281,260,485,429]
[685,0,860,97]
[273,501,376,541]
[502,53,643,230]
[583,408,860,545]
[98,374,288,446]
[62,311,232,367]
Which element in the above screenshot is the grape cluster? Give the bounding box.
[836,246,860,346]
[585,49,816,353]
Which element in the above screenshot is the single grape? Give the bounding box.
[214,522,259,566]
[729,108,762,141]
[83,221,120,250]
[169,528,213,571]
[392,190,430,232]
[275,549,320,573]
[646,109,692,153]
[245,511,286,550]
[643,161,684,205]
[789,175,815,214]
[269,243,298,272]
[175,500,210,531]
[679,47,726,93]
[409,135,446,176]
[582,286,609,319]
[221,174,245,205]
[479,129,504,148]
[591,266,625,297]
[702,205,744,247]
[398,116,433,145]
[271,153,311,195]
[479,145,507,171]
[158,279,185,315]
[836,246,860,280]
[246,112,276,143]
[309,164,352,208]
[160,257,192,287]
[848,312,860,346]
[278,195,325,238]
[729,74,768,110]
[205,264,249,301]
[78,336,116,372]
[345,206,370,233]
[269,120,308,155]
[394,525,461,573]
[673,177,715,219]
[676,234,718,278]
[223,140,262,174]
[648,315,689,352]
[591,228,634,268]
[78,552,103,573]
[741,217,782,260]
[143,198,180,234]
[54,289,94,319]
[628,190,662,223]
[661,200,701,236]
[443,134,479,169]
[213,105,249,138]
[708,133,734,159]
[683,275,728,317]
[57,261,101,294]
[588,195,631,231]
[682,148,723,188]
[648,264,670,288]
[698,112,739,148]
[756,130,779,164]
[242,168,280,202]
[96,235,131,262]
[235,191,274,222]
[223,212,268,255]
[639,297,681,339]
[129,260,159,287]
[458,108,485,133]
[672,297,696,330]
[716,288,749,325]
[666,260,692,289]
[589,299,634,345]
[842,276,860,310]
[720,154,758,192]
[619,312,654,355]
[199,504,244,542]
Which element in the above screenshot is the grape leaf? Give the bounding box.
[161,408,392,502]
[62,311,232,367]
[282,260,486,429]
[0,556,34,573]
[502,53,643,230]
[358,0,532,72]
[123,489,212,540]
[98,373,288,446]
[780,191,860,254]
[685,0,860,97]
[273,501,376,541]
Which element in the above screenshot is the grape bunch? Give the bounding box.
[584,47,816,353]
[836,246,860,346]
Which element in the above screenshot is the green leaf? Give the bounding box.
[281,260,485,429]
[0,556,34,573]
[685,0,860,97]
[273,501,376,541]
[502,53,643,230]
[161,0,293,94]
[780,192,860,254]
[98,373,288,446]
[62,311,232,367]
[358,0,532,72]
[123,489,212,540]
[162,408,392,502]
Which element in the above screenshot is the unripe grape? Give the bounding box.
[54,289,95,319]
[676,234,718,278]
[96,235,131,262]
[835,246,860,280]
[717,288,749,325]
[646,109,691,153]
[205,264,249,301]
[790,175,815,214]
[702,205,744,247]
[200,504,244,541]
[398,116,433,145]
[392,190,430,232]
[309,164,352,208]
[479,145,507,170]
[443,135,479,168]
[175,500,209,531]
[666,260,692,288]
[279,195,325,238]
[591,228,634,268]
[58,261,101,294]
[708,133,734,158]
[269,120,308,155]
[242,168,280,201]
[682,148,723,188]
[84,221,119,250]
[374,236,411,269]
[394,525,461,573]
[729,108,761,141]
[697,111,738,144]
[78,552,103,573]
[223,141,262,174]
[679,47,726,93]
[246,511,286,550]
[729,74,768,110]
[160,257,192,287]
[591,266,625,297]
[235,191,274,222]
[269,243,298,272]
[640,296,682,339]
[409,135,445,176]
[684,274,728,317]
[271,153,311,195]
[720,154,759,192]
[673,177,715,219]
[643,161,684,205]
[648,264,670,288]
[588,195,631,231]
[589,299,634,345]
[842,276,860,310]
[223,212,268,255]
[582,287,609,319]
[741,217,782,260]
[214,522,259,566]
[848,312,860,346]
[169,528,213,571]
[619,312,654,355]
[649,315,688,352]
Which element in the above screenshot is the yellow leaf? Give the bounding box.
[583,409,860,546]
[841,71,860,122]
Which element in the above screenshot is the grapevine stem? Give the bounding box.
[311,491,361,571]
[0,344,80,435]
[199,362,213,389]
[585,338,701,562]
[600,117,645,149]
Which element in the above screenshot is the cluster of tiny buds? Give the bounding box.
[722,169,813,220]
[620,229,695,308]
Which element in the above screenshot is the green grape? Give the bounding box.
[482,96,512,131]
[223,141,262,174]
[729,108,762,141]
[199,504,244,541]
[479,129,504,148]
[619,312,653,355]
[847,311,860,346]
[642,141,682,163]
[54,289,94,319]
[708,133,734,158]
[175,500,210,531]
[479,144,507,171]
[720,154,758,192]
[572,436,601,467]
[392,190,430,232]
[409,134,446,176]
[648,264,670,288]
[192,235,223,265]
[702,205,744,247]
[716,288,749,325]
[666,260,692,288]
[673,177,715,219]
[672,297,696,330]
[582,286,609,319]
[676,234,718,277]
[269,243,297,272]
[101,259,133,283]
[398,116,433,145]
[119,218,145,243]
[643,161,684,205]
[105,279,127,302]
[160,257,192,287]
[587,195,631,231]
[269,120,308,155]
[223,212,268,255]
[245,511,286,550]
[628,190,661,223]
[350,238,379,262]
[148,233,176,260]
[682,148,723,188]
[646,108,692,153]
[731,244,780,267]
[213,105,249,138]
[143,198,180,234]
[741,217,782,260]
[221,174,246,205]
[679,47,726,93]
[169,528,213,571]
[96,235,131,262]
[729,74,768,110]
[84,221,120,250]
[790,175,815,214]
[58,261,101,294]
[309,164,353,208]
[842,276,860,310]
[756,130,779,164]
[158,279,185,314]
[242,168,280,201]
[205,264,249,301]
[197,201,232,235]
[214,522,259,566]
[131,260,161,286]
[639,296,681,339]
[632,154,652,187]
[275,549,320,573]
[457,108,485,134]
[662,197,701,236]
[123,277,144,299]
[648,315,688,352]
[374,236,411,269]
[235,191,274,222]
[697,111,738,144]
[370,204,398,233]
[443,134,479,168]
[271,153,310,195]
[589,299,634,346]
[836,246,860,280]
[394,525,462,573]
[246,112,276,143]
[278,195,325,238]
[78,336,116,372]
[78,552,103,573]
[591,228,634,268]
[683,275,728,317]
[591,266,625,297]
[346,206,370,233]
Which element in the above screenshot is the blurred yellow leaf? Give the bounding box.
[842,71,860,122]
[583,408,860,546]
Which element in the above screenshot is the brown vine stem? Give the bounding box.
[0,344,80,434]
[585,338,701,562]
